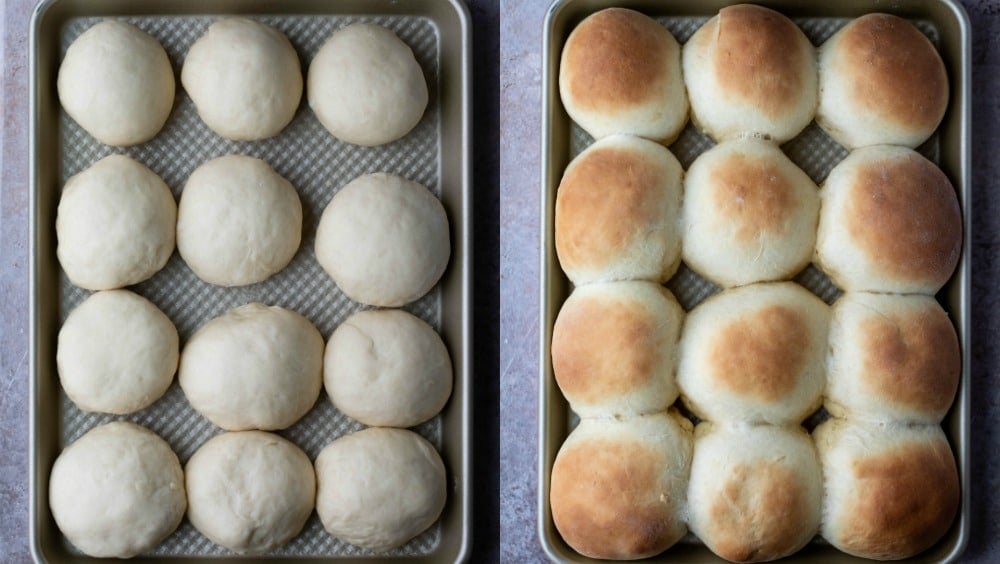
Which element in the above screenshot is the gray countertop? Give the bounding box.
[0,0,499,561]
[500,0,1000,562]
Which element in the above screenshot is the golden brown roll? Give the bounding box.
[817,13,949,149]
[555,134,683,285]
[677,282,829,425]
[688,423,822,563]
[815,145,962,295]
[814,418,960,560]
[551,281,683,418]
[559,8,688,144]
[827,292,960,424]
[550,412,693,560]
[682,4,818,143]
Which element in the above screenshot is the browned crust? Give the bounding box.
[708,463,812,562]
[555,146,670,271]
[551,438,680,559]
[552,288,670,404]
[845,152,962,286]
[839,13,949,131]
[839,438,960,559]
[860,304,960,416]
[708,305,810,401]
[709,152,800,242]
[562,8,673,112]
[708,4,809,118]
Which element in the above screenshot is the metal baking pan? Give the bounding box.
[29,0,471,562]
[538,0,971,562]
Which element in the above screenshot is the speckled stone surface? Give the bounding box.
[0,0,498,562]
[500,1,1000,562]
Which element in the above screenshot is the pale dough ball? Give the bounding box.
[308,23,428,146]
[185,431,315,554]
[182,18,303,140]
[177,155,302,287]
[57,290,178,414]
[56,154,177,290]
[325,309,452,427]
[179,303,324,430]
[58,20,175,146]
[315,173,450,307]
[315,427,446,551]
[49,421,186,558]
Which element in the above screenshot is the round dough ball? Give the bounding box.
[57,290,178,414]
[551,281,683,418]
[814,418,959,560]
[56,154,176,290]
[554,134,683,285]
[817,14,949,149]
[177,155,302,287]
[325,309,452,427]
[315,427,446,551]
[179,303,324,430]
[315,173,450,307]
[550,411,692,560]
[683,4,817,143]
[688,423,822,563]
[185,431,315,554]
[559,8,688,144]
[182,18,302,140]
[308,23,428,146]
[815,145,962,295]
[677,282,829,425]
[57,21,175,146]
[49,421,186,557]
[827,292,960,424]
[682,138,819,287]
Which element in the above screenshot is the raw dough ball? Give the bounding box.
[325,309,452,427]
[182,18,303,140]
[315,173,450,307]
[308,23,428,146]
[57,290,178,414]
[49,421,186,558]
[177,155,302,286]
[315,427,446,551]
[56,154,177,290]
[57,20,175,146]
[179,303,324,430]
[185,431,315,554]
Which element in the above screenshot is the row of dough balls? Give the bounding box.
[553,282,960,426]
[550,413,960,562]
[560,6,949,149]
[554,134,962,295]
[56,154,450,307]
[59,19,428,146]
[57,292,453,431]
[49,421,446,557]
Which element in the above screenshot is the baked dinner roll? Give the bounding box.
[688,423,822,563]
[677,282,829,425]
[551,281,683,418]
[815,145,962,295]
[550,412,692,560]
[559,8,688,144]
[682,138,819,287]
[817,13,949,149]
[814,419,959,560]
[182,18,303,141]
[58,21,174,146]
[682,4,817,143]
[49,422,185,558]
[827,292,960,424]
[555,134,683,285]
